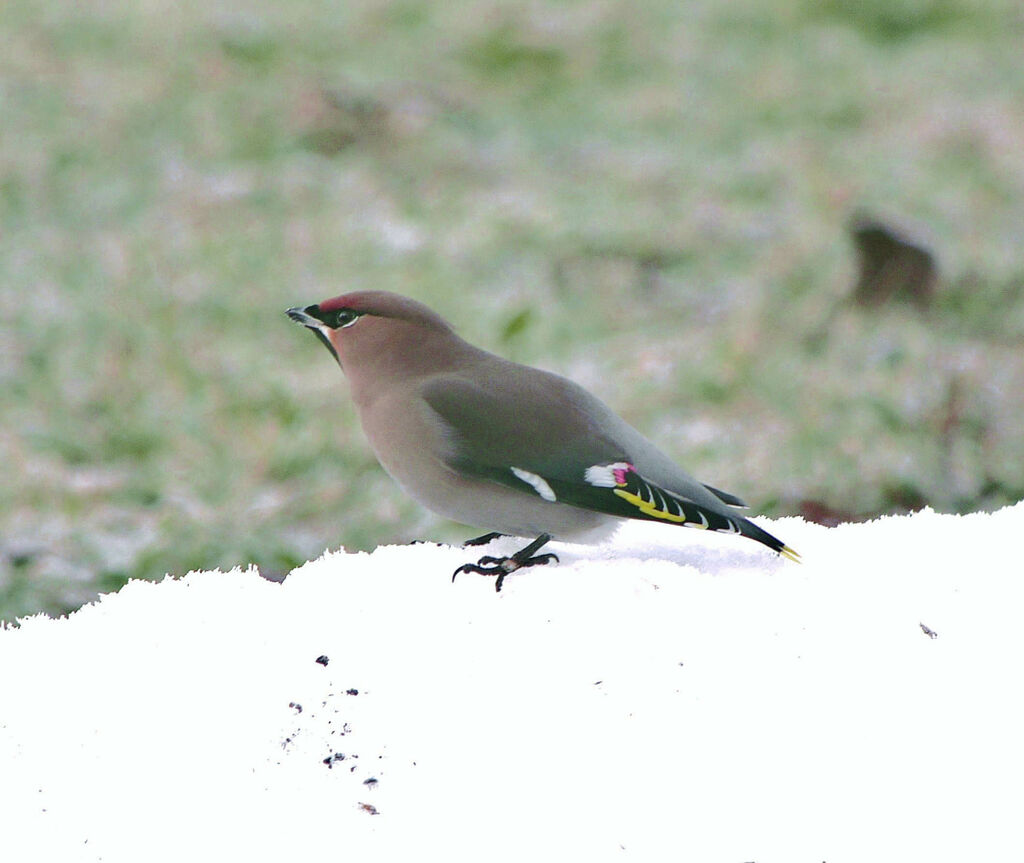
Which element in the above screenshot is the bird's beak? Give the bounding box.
[286,305,341,366]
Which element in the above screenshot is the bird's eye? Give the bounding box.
[326,309,361,329]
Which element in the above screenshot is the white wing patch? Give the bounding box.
[583,462,632,488]
[510,466,557,502]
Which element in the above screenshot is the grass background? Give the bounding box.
[2,0,1023,621]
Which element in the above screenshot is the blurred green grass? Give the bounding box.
[3,0,1024,621]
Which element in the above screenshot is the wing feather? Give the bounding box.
[421,369,797,559]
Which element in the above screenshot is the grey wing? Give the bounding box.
[421,365,629,485]
[421,363,743,516]
[420,368,791,553]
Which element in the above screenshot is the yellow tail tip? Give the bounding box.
[780,545,802,564]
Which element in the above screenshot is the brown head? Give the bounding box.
[286,291,478,402]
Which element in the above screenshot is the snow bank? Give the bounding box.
[2,506,1022,862]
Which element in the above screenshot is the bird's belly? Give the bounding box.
[415,469,620,543]
[389,447,618,541]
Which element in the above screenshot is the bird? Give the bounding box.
[286,291,799,590]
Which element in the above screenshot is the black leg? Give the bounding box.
[452,534,559,592]
[463,531,508,547]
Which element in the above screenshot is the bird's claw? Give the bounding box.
[451,552,560,591]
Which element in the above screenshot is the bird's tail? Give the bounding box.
[735,515,801,563]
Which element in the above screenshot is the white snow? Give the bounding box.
[2,505,1023,862]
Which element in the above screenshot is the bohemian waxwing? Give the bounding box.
[287,292,799,590]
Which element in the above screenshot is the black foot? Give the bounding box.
[452,534,558,592]
[463,531,508,547]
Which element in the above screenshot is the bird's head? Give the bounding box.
[286,291,469,384]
